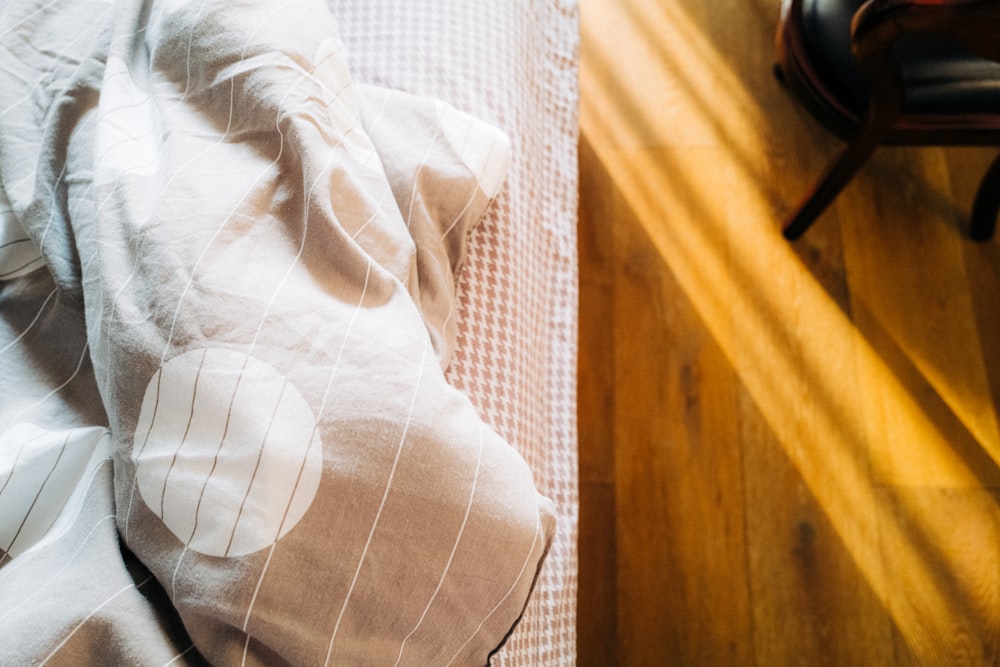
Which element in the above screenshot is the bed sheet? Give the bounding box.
[0,1,579,664]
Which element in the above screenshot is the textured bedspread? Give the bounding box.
[0,0,578,664]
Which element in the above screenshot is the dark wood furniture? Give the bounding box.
[775,0,1000,241]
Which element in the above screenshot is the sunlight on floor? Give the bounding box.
[581,0,1000,660]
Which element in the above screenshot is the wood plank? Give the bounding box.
[578,135,617,486]
[878,487,1000,665]
[837,146,1000,488]
[949,149,1000,424]
[740,391,897,667]
[610,158,752,666]
[576,135,618,667]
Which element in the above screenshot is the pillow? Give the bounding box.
[358,85,511,368]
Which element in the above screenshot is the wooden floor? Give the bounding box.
[576,0,1000,665]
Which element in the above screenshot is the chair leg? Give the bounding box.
[969,150,1000,242]
[783,103,900,241]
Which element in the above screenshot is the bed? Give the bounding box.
[0,0,579,664]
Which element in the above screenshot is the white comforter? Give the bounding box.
[0,0,569,664]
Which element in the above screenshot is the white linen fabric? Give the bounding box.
[0,0,579,664]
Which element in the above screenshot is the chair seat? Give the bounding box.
[776,0,1000,241]
[799,0,1000,131]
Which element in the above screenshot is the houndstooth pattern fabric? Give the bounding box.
[328,2,580,664]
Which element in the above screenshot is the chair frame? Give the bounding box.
[775,0,1000,241]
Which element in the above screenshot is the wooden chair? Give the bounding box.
[774,0,1000,241]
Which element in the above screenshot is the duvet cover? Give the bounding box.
[0,0,579,664]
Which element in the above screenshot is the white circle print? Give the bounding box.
[133,348,323,557]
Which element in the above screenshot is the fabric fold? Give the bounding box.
[0,0,555,664]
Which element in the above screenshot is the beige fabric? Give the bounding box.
[0,0,563,664]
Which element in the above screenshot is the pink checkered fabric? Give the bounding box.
[328,2,580,664]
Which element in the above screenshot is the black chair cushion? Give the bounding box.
[801,0,1000,116]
